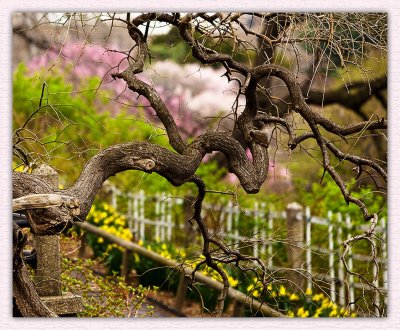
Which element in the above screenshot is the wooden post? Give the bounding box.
[32,164,83,315]
[33,165,62,297]
[78,232,87,258]
[285,202,305,292]
[174,272,190,312]
[232,301,244,317]
[121,248,130,282]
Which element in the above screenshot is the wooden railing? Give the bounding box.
[76,221,285,317]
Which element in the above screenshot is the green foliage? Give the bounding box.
[292,170,386,222]
[60,256,156,317]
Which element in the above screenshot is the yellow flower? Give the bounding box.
[267,284,273,291]
[305,287,313,296]
[178,249,186,258]
[287,311,294,318]
[289,293,300,301]
[161,243,167,250]
[97,237,104,244]
[314,307,323,317]
[312,293,324,302]
[297,307,309,318]
[138,239,144,246]
[329,309,337,317]
[350,312,357,317]
[321,298,335,310]
[228,277,239,288]
[252,290,259,298]
[339,308,349,316]
[271,291,277,298]
[247,284,254,292]
[279,285,286,296]
[14,165,26,172]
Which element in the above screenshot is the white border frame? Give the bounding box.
[1,1,399,329]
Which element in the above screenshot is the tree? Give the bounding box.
[12,12,387,317]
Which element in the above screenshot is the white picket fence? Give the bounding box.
[108,186,387,309]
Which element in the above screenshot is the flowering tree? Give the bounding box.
[23,40,238,137]
[12,13,387,317]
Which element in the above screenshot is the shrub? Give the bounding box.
[85,202,133,273]
[61,256,156,317]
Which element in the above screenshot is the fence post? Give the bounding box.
[32,165,83,315]
[285,202,305,291]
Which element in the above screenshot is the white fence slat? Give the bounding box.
[133,194,139,235]
[346,214,355,310]
[305,207,312,291]
[155,194,160,240]
[253,202,259,258]
[382,217,387,290]
[167,197,173,241]
[226,201,233,244]
[372,232,380,316]
[234,205,240,244]
[139,190,145,240]
[260,202,267,257]
[337,212,345,306]
[267,206,274,269]
[127,194,133,233]
[328,211,336,302]
[161,193,166,242]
